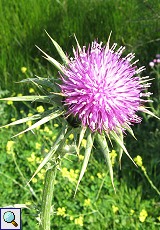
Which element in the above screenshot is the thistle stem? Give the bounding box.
[40,166,57,230]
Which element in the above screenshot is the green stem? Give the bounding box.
[142,168,160,196]
[40,166,57,230]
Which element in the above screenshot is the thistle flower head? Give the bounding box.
[60,40,151,133]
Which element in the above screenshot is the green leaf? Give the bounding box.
[74,132,94,196]
[28,122,68,184]
[76,126,87,154]
[0,95,60,104]
[19,76,59,91]
[74,34,82,53]
[0,114,41,129]
[124,123,137,140]
[97,133,115,192]
[116,129,124,168]
[12,109,64,137]
[139,106,160,120]
[45,30,69,65]
[110,130,137,166]
[36,45,63,72]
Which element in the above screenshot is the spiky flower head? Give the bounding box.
[60,38,152,133]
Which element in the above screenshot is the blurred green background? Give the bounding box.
[0,0,160,229]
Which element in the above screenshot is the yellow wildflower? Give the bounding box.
[32,178,37,183]
[54,123,59,127]
[112,205,119,214]
[81,139,86,148]
[11,118,16,122]
[7,100,13,105]
[29,88,35,93]
[78,154,84,161]
[68,169,78,182]
[134,155,143,167]
[157,216,160,221]
[20,110,24,114]
[36,157,43,163]
[130,209,135,215]
[18,134,23,139]
[27,152,36,162]
[28,113,33,117]
[75,169,79,174]
[69,134,74,140]
[44,126,50,133]
[35,143,41,150]
[139,209,148,222]
[90,175,94,181]
[6,141,15,153]
[25,201,31,206]
[74,216,83,226]
[57,207,66,217]
[21,67,27,73]
[110,150,117,166]
[70,216,74,221]
[36,126,40,130]
[44,148,48,153]
[37,169,46,180]
[97,173,103,179]
[84,198,91,207]
[17,93,23,97]
[61,167,68,177]
[37,172,44,180]
[61,168,78,182]
[26,120,32,127]
[36,105,44,113]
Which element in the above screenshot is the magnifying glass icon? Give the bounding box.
[3,211,18,227]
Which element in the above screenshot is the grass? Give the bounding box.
[0,0,160,229]
[0,0,159,90]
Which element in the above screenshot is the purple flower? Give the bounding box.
[60,40,151,133]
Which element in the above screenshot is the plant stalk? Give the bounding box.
[40,166,57,230]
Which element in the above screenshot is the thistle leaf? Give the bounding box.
[0,95,59,104]
[45,30,69,65]
[97,133,115,191]
[74,132,94,196]
[12,109,64,138]
[139,106,160,120]
[116,129,124,169]
[0,114,41,129]
[28,122,68,184]
[124,123,137,140]
[19,76,59,91]
[77,126,87,154]
[74,34,82,53]
[110,131,137,166]
[36,45,63,72]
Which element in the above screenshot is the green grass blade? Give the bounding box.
[97,133,115,192]
[74,132,94,196]
[45,30,69,65]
